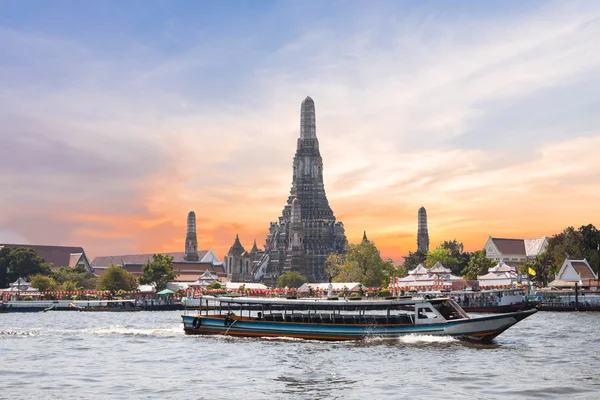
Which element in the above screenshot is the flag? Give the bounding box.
[528,267,536,276]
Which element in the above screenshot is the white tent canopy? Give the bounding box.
[225,282,268,290]
[297,282,363,293]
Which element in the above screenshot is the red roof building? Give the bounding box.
[0,243,92,273]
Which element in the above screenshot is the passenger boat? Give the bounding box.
[442,288,535,313]
[182,296,537,342]
[0,302,50,313]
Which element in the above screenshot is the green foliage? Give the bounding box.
[206,281,222,289]
[326,241,393,288]
[0,247,52,285]
[139,254,177,292]
[58,280,78,292]
[378,289,391,297]
[277,271,308,288]
[421,240,470,275]
[324,253,344,281]
[395,264,408,278]
[537,224,600,285]
[461,250,495,280]
[0,247,9,288]
[52,266,97,290]
[425,247,457,269]
[97,265,138,293]
[403,250,426,270]
[29,274,57,291]
[439,240,470,275]
[23,296,34,301]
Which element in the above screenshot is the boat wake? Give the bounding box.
[397,334,458,344]
[0,326,183,337]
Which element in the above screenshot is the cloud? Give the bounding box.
[1,1,599,263]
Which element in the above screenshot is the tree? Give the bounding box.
[425,247,458,269]
[439,240,470,275]
[403,250,426,270]
[461,250,494,280]
[546,226,583,272]
[326,241,394,287]
[579,224,600,275]
[4,247,52,283]
[29,274,57,291]
[139,254,177,292]
[52,266,97,290]
[97,265,138,293]
[277,271,308,288]
[0,247,9,288]
[206,281,222,289]
[529,253,553,287]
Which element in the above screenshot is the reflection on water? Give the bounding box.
[1,311,599,399]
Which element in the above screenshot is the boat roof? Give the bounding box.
[199,295,448,308]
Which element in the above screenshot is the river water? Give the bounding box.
[1,310,599,399]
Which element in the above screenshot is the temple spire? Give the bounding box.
[184,211,199,261]
[300,96,316,139]
[362,231,369,243]
[417,207,429,253]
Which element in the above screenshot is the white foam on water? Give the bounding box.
[0,329,38,336]
[1,325,183,337]
[397,334,458,344]
[90,325,183,336]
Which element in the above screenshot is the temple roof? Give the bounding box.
[227,234,246,257]
[250,240,258,253]
[488,237,547,256]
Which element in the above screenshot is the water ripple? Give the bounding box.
[1,311,599,399]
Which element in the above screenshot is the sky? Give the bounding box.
[1,0,599,264]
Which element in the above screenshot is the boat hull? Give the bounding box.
[182,309,536,343]
[0,305,49,313]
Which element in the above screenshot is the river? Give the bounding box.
[1,310,599,399]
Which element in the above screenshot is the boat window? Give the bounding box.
[417,306,436,319]
[432,301,464,320]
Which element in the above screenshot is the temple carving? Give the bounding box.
[227,97,347,285]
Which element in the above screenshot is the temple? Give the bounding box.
[417,207,429,253]
[227,97,347,285]
[184,211,200,261]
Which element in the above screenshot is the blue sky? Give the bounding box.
[1,0,599,262]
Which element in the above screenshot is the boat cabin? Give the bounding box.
[191,296,469,326]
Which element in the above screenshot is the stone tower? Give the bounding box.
[225,234,253,282]
[262,96,347,283]
[284,196,305,271]
[417,207,429,253]
[184,211,199,261]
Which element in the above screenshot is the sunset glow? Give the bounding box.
[1,1,599,264]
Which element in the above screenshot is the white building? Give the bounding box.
[477,261,520,288]
[483,236,548,264]
[549,259,598,288]
[394,263,464,291]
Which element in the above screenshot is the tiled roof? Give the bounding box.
[177,273,203,282]
[0,244,87,270]
[429,262,451,273]
[572,262,596,280]
[227,234,246,256]
[173,262,212,273]
[91,251,209,267]
[491,239,526,256]
[524,237,547,256]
